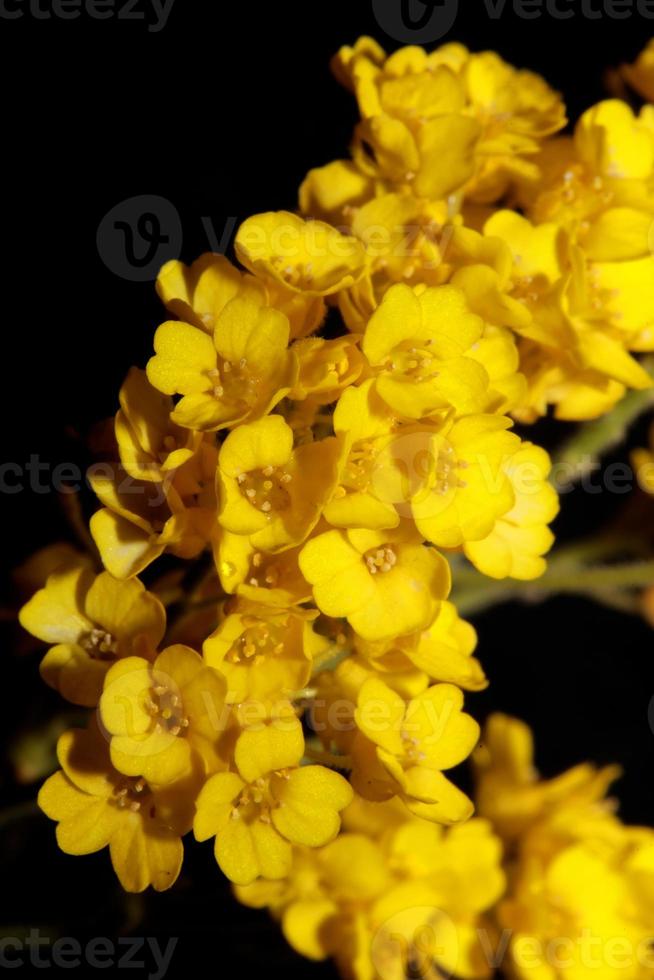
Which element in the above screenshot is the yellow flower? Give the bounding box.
[409,414,520,549]
[299,157,375,226]
[89,461,215,579]
[326,378,404,531]
[13,542,93,596]
[459,48,567,202]
[203,601,328,703]
[156,253,247,332]
[216,533,312,606]
[158,249,325,341]
[236,804,506,980]
[235,211,367,297]
[464,441,559,579]
[217,414,343,551]
[575,99,654,184]
[328,39,565,205]
[19,565,165,707]
[500,841,653,980]
[355,677,478,823]
[147,285,296,431]
[193,713,352,885]
[362,283,490,418]
[289,334,365,404]
[311,653,431,771]
[527,107,654,239]
[332,193,455,326]
[473,713,621,843]
[372,817,506,980]
[478,716,654,980]
[39,723,201,892]
[299,524,450,641]
[354,600,487,691]
[115,367,202,484]
[99,645,227,784]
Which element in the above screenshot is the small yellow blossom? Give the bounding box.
[156,253,247,332]
[475,715,654,980]
[20,565,165,706]
[299,524,450,641]
[235,211,367,297]
[410,414,519,549]
[354,600,487,691]
[193,713,352,885]
[203,601,328,703]
[39,723,201,892]
[216,533,312,606]
[217,414,343,551]
[289,334,365,404]
[100,645,227,784]
[355,677,479,823]
[147,285,296,431]
[89,462,215,579]
[362,283,490,418]
[464,441,559,579]
[115,367,202,483]
[474,713,621,842]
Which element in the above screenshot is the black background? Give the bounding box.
[1,1,654,977]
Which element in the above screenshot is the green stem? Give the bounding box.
[452,557,654,617]
[552,364,654,482]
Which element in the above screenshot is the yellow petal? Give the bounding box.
[110,818,183,892]
[234,718,305,783]
[194,771,245,841]
[272,765,353,846]
[19,566,94,644]
[147,320,216,396]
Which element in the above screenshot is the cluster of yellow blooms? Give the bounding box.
[18,36,654,980]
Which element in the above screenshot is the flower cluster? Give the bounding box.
[17,35,654,980]
[301,38,654,421]
[474,715,654,980]
[233,714,654,980]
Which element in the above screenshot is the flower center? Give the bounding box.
[345,440,379,492]
[388,344,440,383]
[532,164,614,226]
[113,776,155,815]
[430,443,468,496]
[230,770,291,824]
[246,552,282,589]
[270,255,315,288]
[146,683,189,737]
[364,546,397,575]
[237,465,292,514]
[400,730,427,763]
[205,356,260,405]
[226,619,285,666]
[80,628,117,661]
